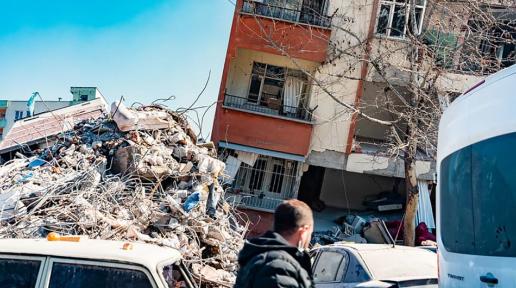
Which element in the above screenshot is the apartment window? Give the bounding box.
[459,17,515,74]
[242,0,330,27]
[423,29,459,69]
[14,110,24,120]
[376,0,426,38]
[299,0,329,26]
[248,62,308,114]
[478,23,515,70]
[249,62,285,106]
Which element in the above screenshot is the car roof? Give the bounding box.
[0,238,182,269]
[318,243,437,281]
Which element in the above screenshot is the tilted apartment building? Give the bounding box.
[212,0,515,235]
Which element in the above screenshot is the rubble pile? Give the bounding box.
[0,102,246,287]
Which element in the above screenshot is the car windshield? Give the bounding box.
[358,246,437,281]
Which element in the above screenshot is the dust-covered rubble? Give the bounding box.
[0,102,246,287]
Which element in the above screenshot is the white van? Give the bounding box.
[0,235,197,288]
[437,64,516,287]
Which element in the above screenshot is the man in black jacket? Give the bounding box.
[235,199,314,288]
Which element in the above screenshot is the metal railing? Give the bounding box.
[241,0,332,28]
[225,193,285,212]
[223,94,312,121]
[223,152,298,211]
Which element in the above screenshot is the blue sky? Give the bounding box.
[0,1,234,138]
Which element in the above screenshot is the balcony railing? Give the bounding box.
[225,193,285,212]
[222,149,298,211]
[241,0,332,28]
[223,94,312,122]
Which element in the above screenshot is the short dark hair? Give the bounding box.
[273,199,313,236]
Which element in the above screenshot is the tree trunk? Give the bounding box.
[403,144,419,246]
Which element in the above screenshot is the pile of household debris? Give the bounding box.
[0,102,246,287]
[312,214,436,247]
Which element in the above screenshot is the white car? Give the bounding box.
[0,234,197,288]
[311,243,437,288]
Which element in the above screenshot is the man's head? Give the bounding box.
[273,199,314,249]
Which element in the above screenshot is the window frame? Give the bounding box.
[157,259,197,288]
[246,62,309,112]
[41,257,158,288]
[375,0,427,39]
[15,110,24,120]
[243,0,329,26]
[247,62,286,106]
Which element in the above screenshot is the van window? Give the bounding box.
[0,258,41,288]
[48,262,153,288]
[313,251,348,283]
[441,131,516,256]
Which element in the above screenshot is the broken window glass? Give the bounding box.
[248,74,262,103]
[376,0,426,38]
[390,5,406,37]
[376,5,390,35]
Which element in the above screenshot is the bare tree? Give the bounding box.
[242,0,515,245]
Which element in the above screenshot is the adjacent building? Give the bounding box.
[212,0,515,235]
[0,87,103,140]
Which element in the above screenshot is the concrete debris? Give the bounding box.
[111,101,171,132]
[192,263,236,287]
[0,103,246,288]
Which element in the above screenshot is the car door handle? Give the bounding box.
[480,273,498,285]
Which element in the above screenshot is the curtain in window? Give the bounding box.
[415,180,435,230]
[283,77,304,115]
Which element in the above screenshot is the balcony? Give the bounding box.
[223,94,312,122]
[222,150,299,212]
[241,0,331,28]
